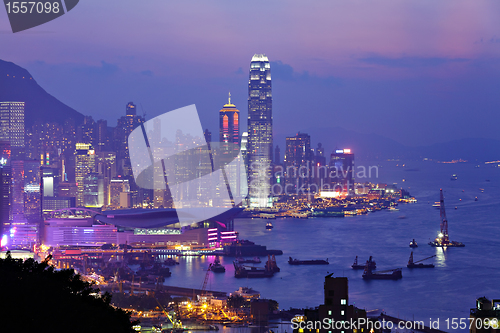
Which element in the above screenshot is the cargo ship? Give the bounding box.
[288,257,329,265]
[407,252,435,268]
[362,266,402,280]
[352,255,376,270]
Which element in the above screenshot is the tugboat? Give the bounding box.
[409,239,418,248]
[407,252,435,268]
[209,256,225,273]
[352,256,376,270]
[266,222,273,229]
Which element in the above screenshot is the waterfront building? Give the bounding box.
[329,149,355,195]
[247,54,273,208]
[0,101,25,159]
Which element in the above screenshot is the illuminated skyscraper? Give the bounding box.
[247,54,272,208]
[219,93,240,150]
[0,101,25,159]
[329,149,355,195]
[114,102,144,176]
[75,143,96,206]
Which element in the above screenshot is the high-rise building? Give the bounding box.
[0,152,11,239]
[284,132,313,191]
[114,102,144,176]
[75,143,96,206]
[247,54,273,208]
[219,93,240,150]
[0,102,25,159]
[329,149,355,195]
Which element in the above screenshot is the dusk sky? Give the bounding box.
[2,0,500,149]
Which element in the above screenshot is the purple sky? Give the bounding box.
[1,0,500,148]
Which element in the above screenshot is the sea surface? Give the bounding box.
[159,160,500,332]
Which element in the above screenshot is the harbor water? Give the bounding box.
[160,160,500,332]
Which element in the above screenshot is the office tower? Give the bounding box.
[11,160,25,219]
[96,119,109,152]
[219,93,240,150]
[96,151,116,206]
[114,102,144,176]
[83,172,103,207]
[329,149,355,195]
[247,54,273,208]
[77,116,95,145]
[23,160,42,221]
[274,145,281,165]
[75,143,96,206]
[0,102,25,159]
[109,178,130,209]
[0,159,11,239]
[284,132,313,191]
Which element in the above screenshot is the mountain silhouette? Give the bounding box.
[0,59,84,128]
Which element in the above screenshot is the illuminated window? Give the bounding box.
[341,310,344,315]
[328,310,332,315]
[341,299,346,305]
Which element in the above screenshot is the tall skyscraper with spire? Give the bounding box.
[247,54,273,208]
[219,92,240,151]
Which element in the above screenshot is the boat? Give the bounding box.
[266,222,273,229]
[475,197,478,201]
[233,261,274,278]
[235,257,261,264]
[451,174,458,180]
[288,257,329,265]
[362,266,402,280]
[209,256,225,273]
[260,213,276,219]
[407,252,435,268]
[352,256,376,270]
[428,189,465,247]
[432,201,441,208]
[388,206,399,211]
[409,239,418,248]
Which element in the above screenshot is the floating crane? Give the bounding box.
[429,189,465,247]
[407,252,435,268]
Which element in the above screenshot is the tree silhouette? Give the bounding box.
[0,252,136,332]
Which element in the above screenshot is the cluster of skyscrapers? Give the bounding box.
[0,54,356,249]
